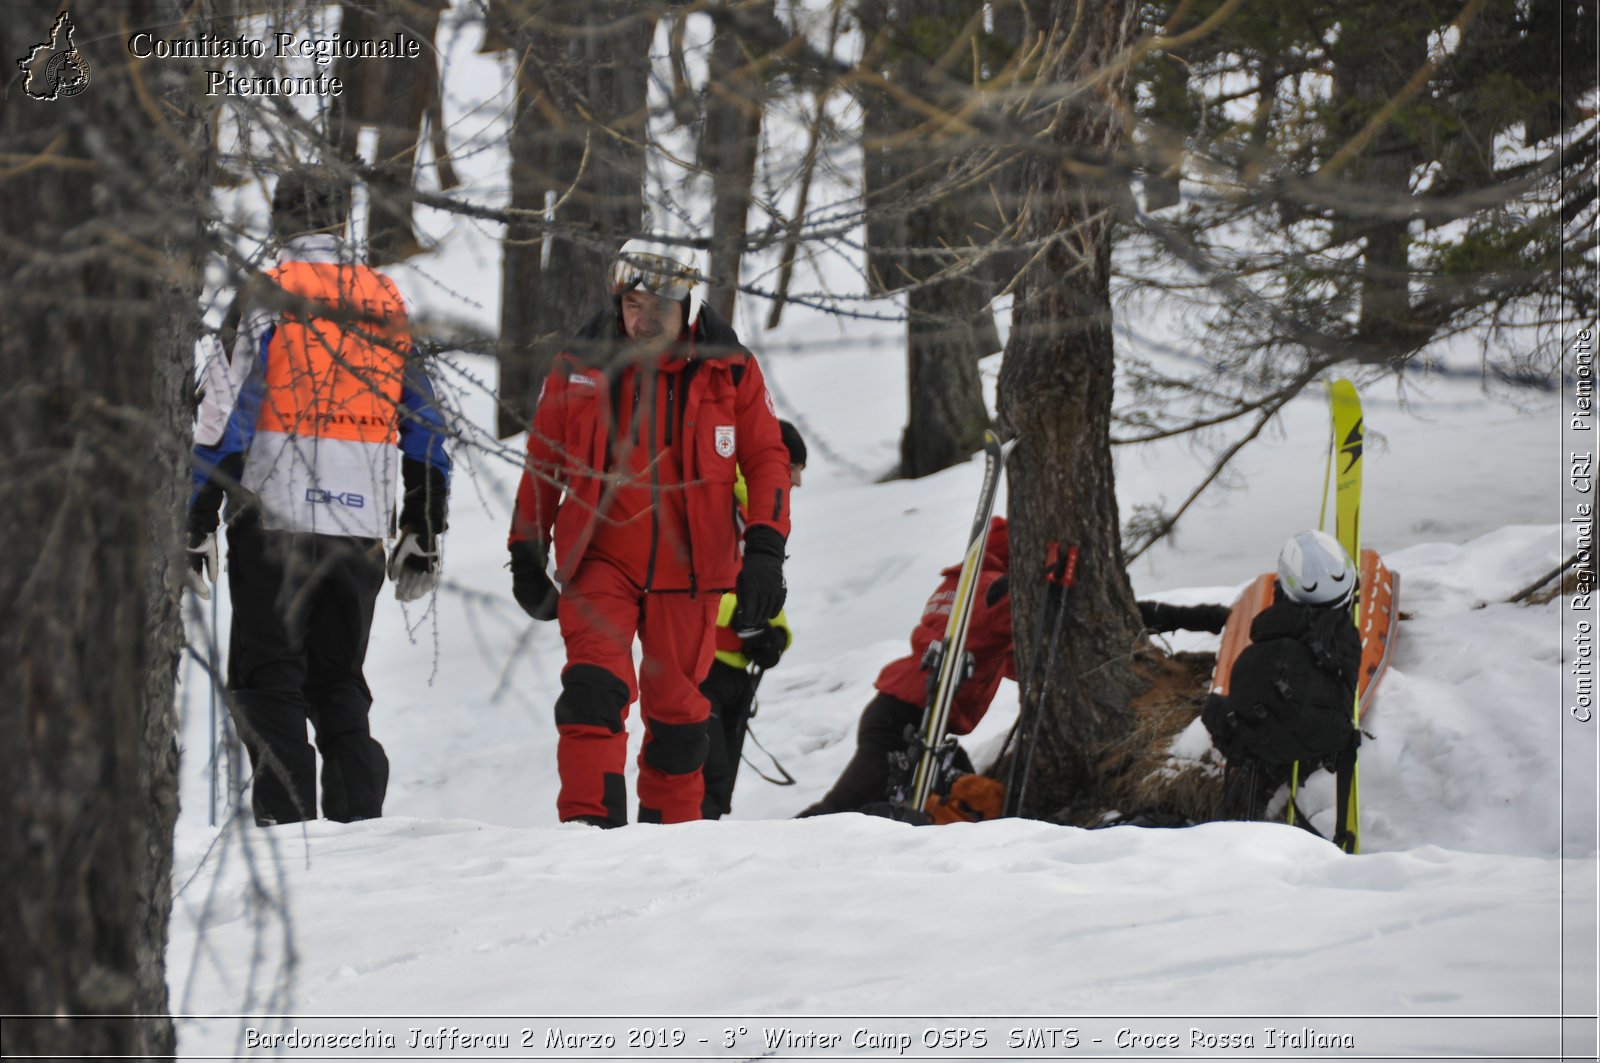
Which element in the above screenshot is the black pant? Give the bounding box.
[227,522,388,826]
[801,693,921,815]
[801,692,977,816]
[700,660,757,819]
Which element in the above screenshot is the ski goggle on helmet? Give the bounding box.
[609,238,704,325]
[1277,529,1356,607]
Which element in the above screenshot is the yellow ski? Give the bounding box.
[1329,379,1364,853]
[1288,379,1363,851]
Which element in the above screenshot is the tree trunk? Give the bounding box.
[858,0,907,296]
[1140,52,1189,211]
[496,0,653,438]
[997,0,1146,820]
[902,273,992,477]
[328,2,385,162]
[1,1,205,1054]
[704,5,771,324]
[498,36,557,440]
[368,0,451,266]
[1326,2,1428,363]
[862,0,998,477]
[329,0,454,266]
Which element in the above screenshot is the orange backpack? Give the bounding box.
[926,774,1005,824]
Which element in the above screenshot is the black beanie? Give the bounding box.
[778,420,807,467]
[272,165,351,239]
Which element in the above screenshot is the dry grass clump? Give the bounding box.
[996,642,1282,828]
[1073,646,1230,826]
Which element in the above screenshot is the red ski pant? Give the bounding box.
[554,558,719,825]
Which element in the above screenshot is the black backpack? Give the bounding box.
[1203,599,1359,770]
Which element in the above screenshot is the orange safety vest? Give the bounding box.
[257,261,409,444]
[242,260,413,538]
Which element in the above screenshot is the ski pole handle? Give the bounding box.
[1044,543,1082,588]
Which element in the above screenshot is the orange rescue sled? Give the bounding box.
[1210,549,1399,719]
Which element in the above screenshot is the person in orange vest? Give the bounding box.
[700,419,807,819]
[508,240,792,828]
[186,165,452,827]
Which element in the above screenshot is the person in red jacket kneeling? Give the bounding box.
[507,240,793,827]
[798,516,1015,817]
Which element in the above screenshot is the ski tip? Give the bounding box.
[980,430,1020,465]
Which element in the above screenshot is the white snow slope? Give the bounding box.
[164,22,1595,1062]
[166,336,1595,1061]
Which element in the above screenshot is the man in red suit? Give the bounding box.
[507,240,792,827]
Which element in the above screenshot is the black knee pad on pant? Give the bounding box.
[642,718,710,776]
[859,693,923,751]
[555,664,630,733]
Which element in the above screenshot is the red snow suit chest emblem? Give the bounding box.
[715,425,736,458]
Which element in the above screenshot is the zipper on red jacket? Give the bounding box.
[664,374,674,447]
[631,371,643,447]
[605,368,625,472]
[643,367,661,590]
[679,360,700,598]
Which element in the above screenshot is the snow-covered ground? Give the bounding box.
[166,332,1594,1059]
[165,15,1596,1061]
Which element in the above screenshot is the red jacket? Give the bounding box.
[875,517,1015,735]
[509,306,791,594]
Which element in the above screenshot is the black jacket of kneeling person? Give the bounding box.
[1197,588,1361,770]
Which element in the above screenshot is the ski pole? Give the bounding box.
[1002,543,1068,814]
[1010,545,1079,819]
[994,546,1064,770]
[207,588,219,828]
[225,704,243,818]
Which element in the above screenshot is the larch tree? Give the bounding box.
[328,0,459,267]
[489,0,655,438]
[996,0,1150,820]
[1,0,213,1054]
[701,2,775,324]
[859,0,1007,478]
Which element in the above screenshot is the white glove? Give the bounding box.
[186,531,218,600]
[387,530,439,603]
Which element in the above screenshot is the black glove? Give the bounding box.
[739,624,788,669]
[732,525,786,628]
[509,539,558,621]
[1200,692,1244,761]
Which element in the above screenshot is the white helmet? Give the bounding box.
[609,238,704,327]
[1277,529,1356,606]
